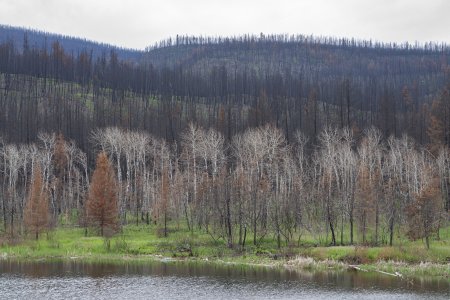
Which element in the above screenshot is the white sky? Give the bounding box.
[0,0,449,50]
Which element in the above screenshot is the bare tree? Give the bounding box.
[1,144,21,235]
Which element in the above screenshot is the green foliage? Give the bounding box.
[103,238,111,252]
[113,236,129,253]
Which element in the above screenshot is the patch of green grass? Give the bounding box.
[1,221,449,279]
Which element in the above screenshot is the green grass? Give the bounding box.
[1,222,449,279]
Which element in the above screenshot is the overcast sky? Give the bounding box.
[1,0,449,49]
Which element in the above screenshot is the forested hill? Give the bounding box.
[0,30,449,152]
[142,36,450,145]
[0,24,142,61]
[143,34,450,76]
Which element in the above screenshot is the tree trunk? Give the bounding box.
[329,220,336,246]
[389,212,394,246]
[226,195,233,248]
[10,208,14,237]
[350,212,354,245]
[327,204,336,246]
[362,212,366,243]
[238,201,243,246]
[253,191,257,246]
[164,211,168,237]
[136,206,139,226]
[277,228,281,249]
[375,201,379,245]
[242,225,247,248]
[2,192,7,232]
[184,201,191,231]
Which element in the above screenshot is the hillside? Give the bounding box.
[144,34,449,77]
[0,30,449,148]
[0,24,142,61]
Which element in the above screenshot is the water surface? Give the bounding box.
[0,260,448,299]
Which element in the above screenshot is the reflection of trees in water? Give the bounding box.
[0,260,447,294]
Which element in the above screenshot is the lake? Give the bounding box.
[0,260,448,299]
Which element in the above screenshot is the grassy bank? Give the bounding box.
[1,224,449,279]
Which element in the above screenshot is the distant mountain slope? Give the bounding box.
[0,24,143,61]
[143,34,449,78]
[1,30,449,147]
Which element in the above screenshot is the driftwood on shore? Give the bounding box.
[348,265,368,272]
[349,265,403,278]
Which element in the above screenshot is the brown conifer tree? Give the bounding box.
[86,151,119,236]
[406,176,442,249]
[24,165,49,240]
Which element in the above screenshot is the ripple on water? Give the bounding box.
[0,261,448,300]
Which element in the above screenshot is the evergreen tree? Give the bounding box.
[24,165,49,240]
[86,151,119,236]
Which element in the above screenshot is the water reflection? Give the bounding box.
[0,260,448,299]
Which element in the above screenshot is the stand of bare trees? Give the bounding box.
[0,125,448,247]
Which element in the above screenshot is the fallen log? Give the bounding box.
[349,265,403,278]
[348,265,368,272]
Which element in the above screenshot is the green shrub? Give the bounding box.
[103,238,111,252]
[175,238,194,256]
[113,237,129,253]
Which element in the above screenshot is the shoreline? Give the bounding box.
[1,226,449,281]
[2,251,449,281]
